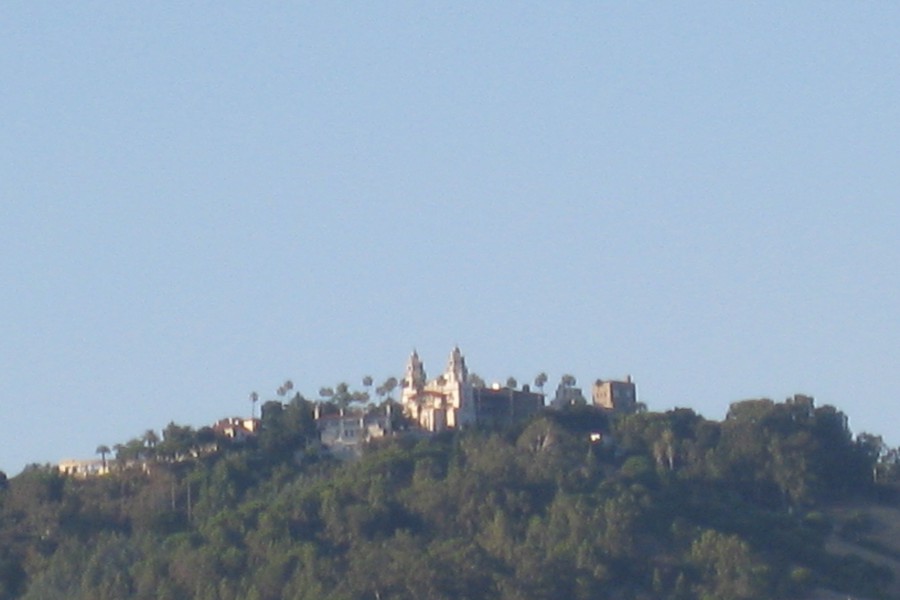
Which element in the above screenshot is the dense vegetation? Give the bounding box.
[2,394,900,599]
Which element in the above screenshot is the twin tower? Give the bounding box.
[400,347,544,432]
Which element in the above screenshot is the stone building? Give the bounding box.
[551,383,586,408]
[212,417,261,442]
[401,347,543,432]
[591,376,638,414]
[315,407,392,459]
[472,385,544,429]
[58,458,109,478]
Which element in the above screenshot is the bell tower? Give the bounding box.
[401,350,426,421]
[404,350,426,391]
[446,345,468,383]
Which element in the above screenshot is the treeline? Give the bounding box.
[1,395,900,599]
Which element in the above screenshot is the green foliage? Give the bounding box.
[689,529,769,599]
[0,397,895,599]
[258,395,316,458]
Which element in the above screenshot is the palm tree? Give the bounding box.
[382,377,398,400]
[249,391,259,419]
[534,372,548,394]
[142,430,159,461]
[334,382,352,410]
[143,429,159,448]
[113,443,125,465]
[362,375,374,403]
[277,380,294,397]
[96,444,111,471]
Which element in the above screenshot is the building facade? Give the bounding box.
[401,347,544,432]
[212,417,261,441]
[551,383,586,409]
[472,385,544,429]
[315,407,392,459]
[58,458,110,478]
[591,376,638,414]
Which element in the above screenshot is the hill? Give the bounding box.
[1,394,900,599]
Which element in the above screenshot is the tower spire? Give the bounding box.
[447,346,468,382]
[405,349,426,391]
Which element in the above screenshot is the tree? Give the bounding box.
[362,375,374,402]
[95,445,111,471]
[115,438,147,464]
[158,423,197,461]
[381,377,398,400]
[690,529,768,599]
[138,430,159,462]
[878,446,900,484]
[726,398,775,423]
[276,380,293,397]
[112,443,125,468]
[143,430,159,449]
[334,382,352,409]
[249,391,259,419]
[652,428,676,472]
[259,396,316,457]
[534,372,548,394]
[506,377,517,390]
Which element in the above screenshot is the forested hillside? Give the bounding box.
[2,395,900,599]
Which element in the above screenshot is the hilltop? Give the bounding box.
[1,392,900,600]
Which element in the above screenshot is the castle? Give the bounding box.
[400,347,544,432]
[548,374,638,415]
[58,347,638,474]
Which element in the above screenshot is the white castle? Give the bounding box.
[400,346,477,432]
[400,346,546,432]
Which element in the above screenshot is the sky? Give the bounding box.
[2,3,899,475]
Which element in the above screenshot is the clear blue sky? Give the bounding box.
[3,3,899,475]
